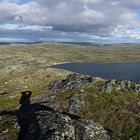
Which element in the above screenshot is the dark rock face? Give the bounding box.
[49,73,140,94]
[49,73,93,93]
[24,108,110,140]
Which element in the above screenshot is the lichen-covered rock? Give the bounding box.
[49,73,140,94]
[68,92,86,114]
[49,73,93,93]
[24,108,110,140]
[74,119,110,140]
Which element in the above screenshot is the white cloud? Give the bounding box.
[0,23,52,31]
[0,37,29,42]
[0,0,140,40]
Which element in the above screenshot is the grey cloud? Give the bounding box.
[119,0,140,9]
[0,1,19,23]
[0,0,139,38]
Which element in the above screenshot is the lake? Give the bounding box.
[52,62,140,83]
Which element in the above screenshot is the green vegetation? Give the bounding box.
[0,43,139,111]
[53,87,140,139]
[83,88,140,139]
[0,43,140,139]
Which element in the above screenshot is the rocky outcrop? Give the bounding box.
[25,109,110,140]
[49,73,93,93]
[0,104,110,140]
[9,104,109,140]
[49,73,140,94]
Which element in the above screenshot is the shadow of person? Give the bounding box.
[17,91,33,140]
[19,91,32,112]
[17,91,54,140]
[0,91,34,140]
[0,91,54,140]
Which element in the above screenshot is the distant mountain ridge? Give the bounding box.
[0,41,139,47]
[0,42,43,45]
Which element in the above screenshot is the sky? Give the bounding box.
[0,0,140,43]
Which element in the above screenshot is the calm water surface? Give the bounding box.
[52,62,140,83]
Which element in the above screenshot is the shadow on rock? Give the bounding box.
[0,91,110,140]
[0,91,54,140]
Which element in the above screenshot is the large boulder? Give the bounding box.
[24,107,110,140]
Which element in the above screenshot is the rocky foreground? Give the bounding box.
[49,73,140,139]
[20,105,110,140]
[0,101,110,140]
[1,73,140,140]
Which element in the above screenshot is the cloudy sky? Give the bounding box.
[0,0,140,43]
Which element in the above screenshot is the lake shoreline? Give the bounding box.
[52,62,140,83]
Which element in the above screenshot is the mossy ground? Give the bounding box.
[83,88,140,139]
[52,87,140,139]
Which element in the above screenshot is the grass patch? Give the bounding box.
[75,87,140,139]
